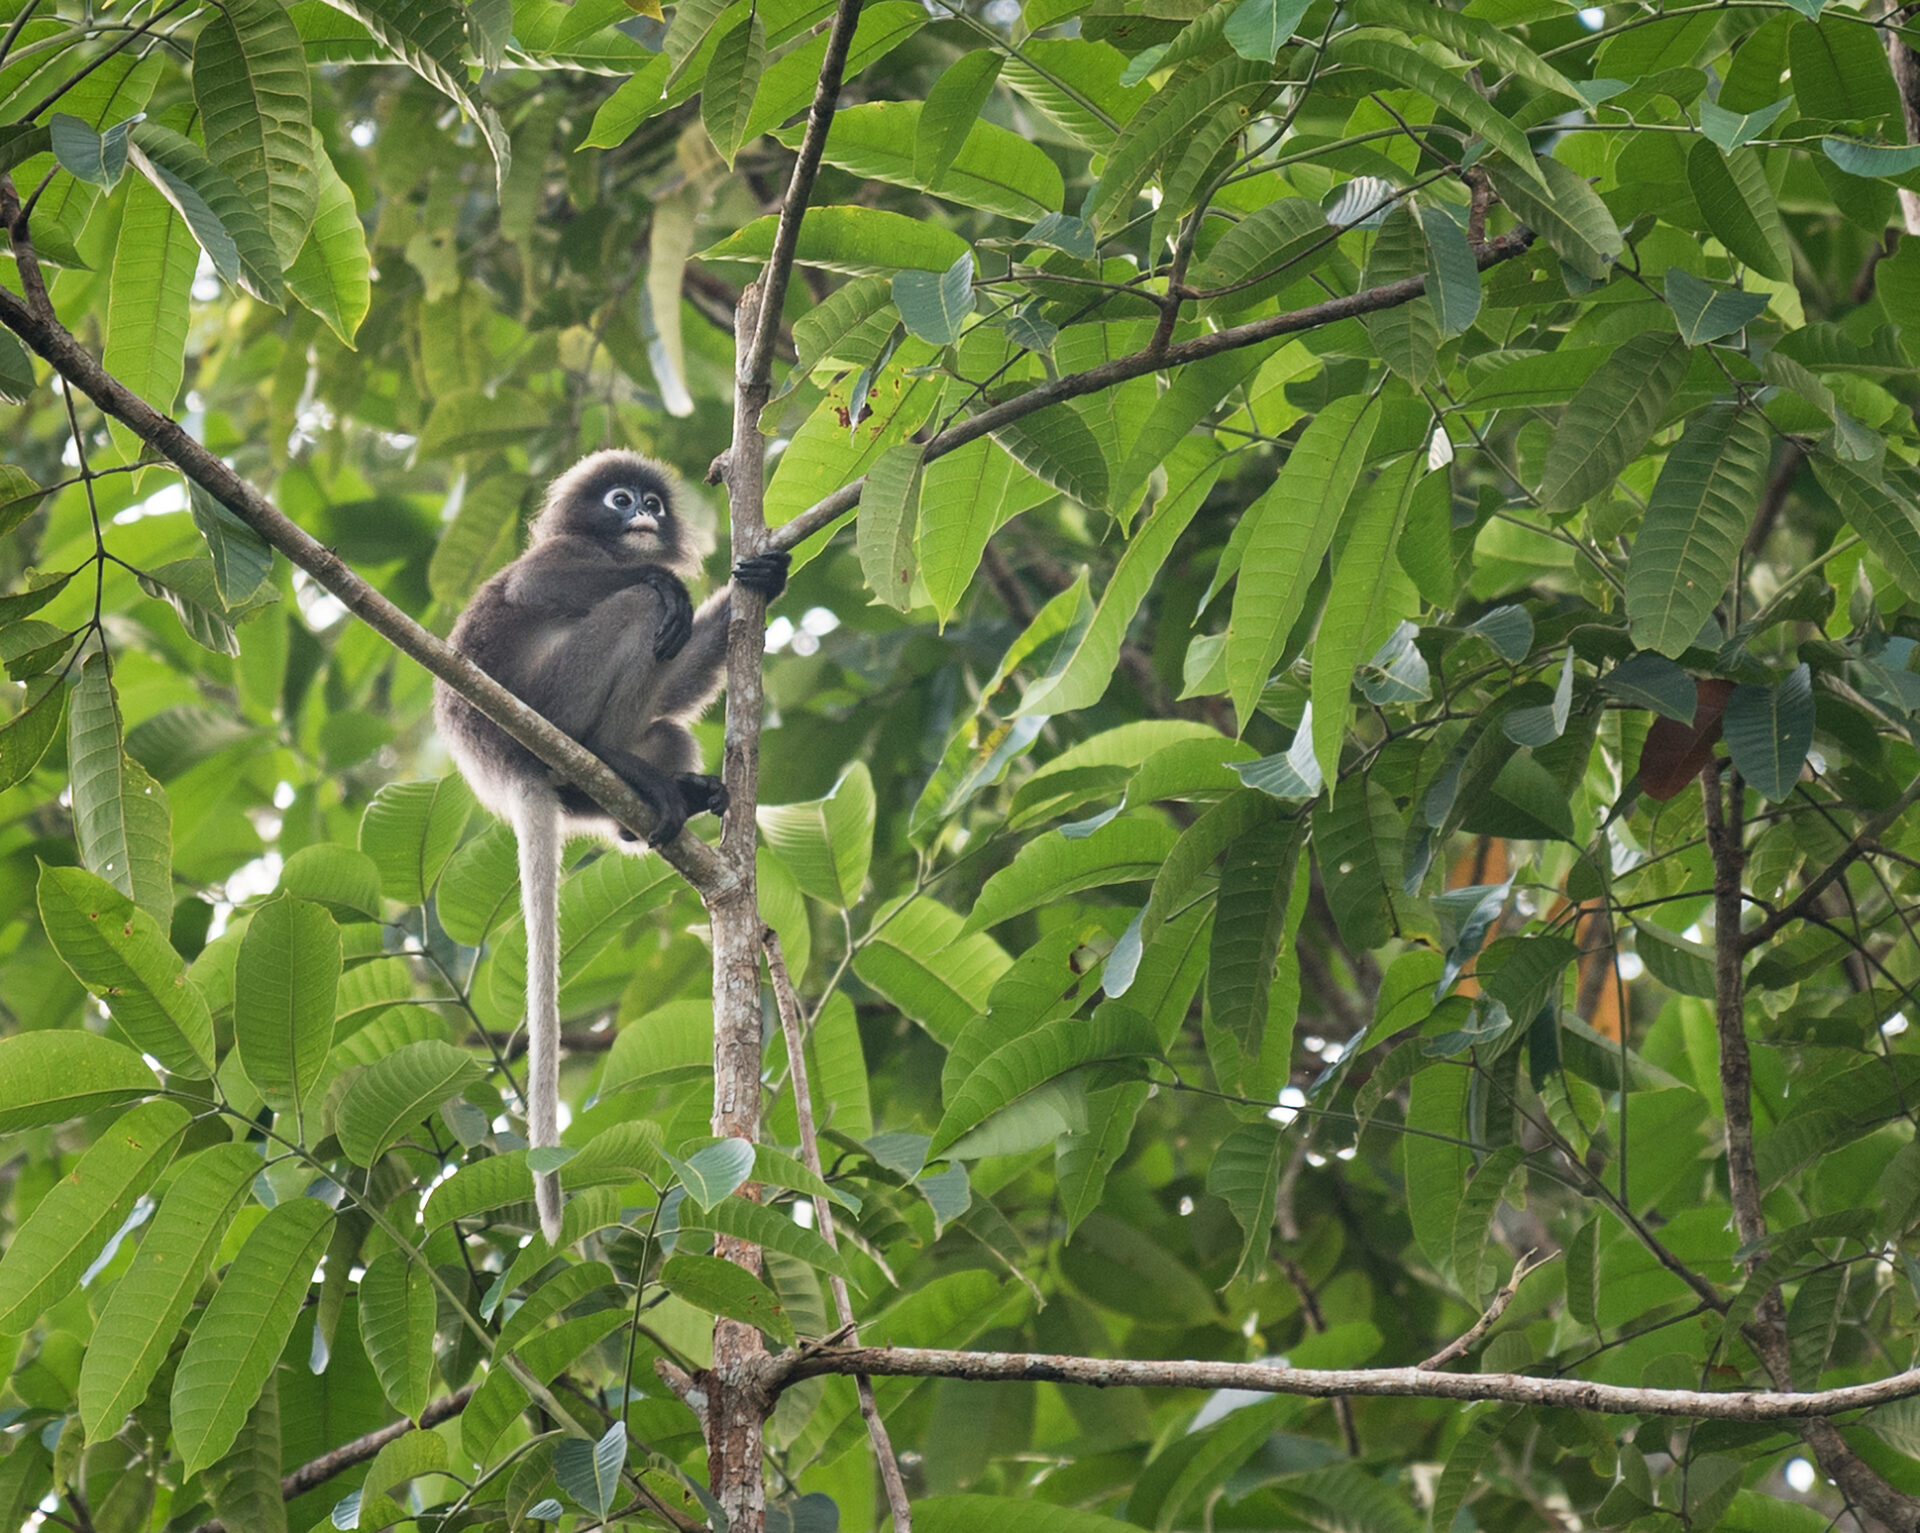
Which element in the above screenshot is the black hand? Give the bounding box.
[733,550,790,602]
[634,567,693,660]
[677,772,729,820]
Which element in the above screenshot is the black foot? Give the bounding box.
[677,772,729,820]
[654,589,693,660]
[733,551,790,602]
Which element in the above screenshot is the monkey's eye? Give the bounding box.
[604,488,636,512]
[642,492,665,516]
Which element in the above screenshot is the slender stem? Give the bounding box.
[768,225,1539,553]
[777,1347,1920,1420]
[1743,768,1920,951]
[764,930,912,1531]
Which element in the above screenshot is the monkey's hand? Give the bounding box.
[733,551,789,602]
[632,567,694,659]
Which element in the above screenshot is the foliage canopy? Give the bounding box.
[3,0,1920,1526]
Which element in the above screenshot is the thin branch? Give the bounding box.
[776,1348,1920,1421]
[190,1385,477,1532]
[767,225,1540,553]
[1742,768,1920,951]
[1419,1252,1548,1371]
[0,252,735,899]
[764,930,912,1533]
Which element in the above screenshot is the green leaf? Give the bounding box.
[1317,779,1407,954]
[277,843,383,920]
[136,558,273,655]
[128,121,285,303]
[1485,154,1623,280]
[852,896,1010,1044]
[931,1005,1159,1157]
[1193,197,1338,316]
[915,51,1002,186]
[1821,136,1920,177]
[1406,1062,1472,1277]
[893,252,974,346]
[79,1142,261,1439]
[1360,206,1438,383]
[1224,0,1311,62]
[1504,649,1576,747]
[1626,404,1772,655]
[0,331,34,405]
[68,654,174,922]
[322,0,509,187]
[758,762,875,908]
[1664,267,1771,344]
[1207,816,1304,1058]
[0,1030,159,1133]
[963,817,1177,934]
[1724,663,1814,802]
[555,1422,626,1518]
[700,8,763,165]
[676,1195,853,1280]
[48,112,130,186]
[0,1098,190,1333]
[1312,459,1423,781]
[359,775,475,905]
[192,0,317,266]
[1538,331,1691,510]
[1601,651,1698,722]
[664,1136,755,1209]
[916,1494,1141,1533]
[1451,1144,1524,1303]
[1333,36,1542,184]
[100,169,195,449]
[0,673,66,794]
[187,483,274,606]
[235,894,342,1114]
[286,142,371,345]
[1420,202,1481,337]
[1788,16,1898,122]
[1344,0,1579,98]
[703,205,971,274]
[1633,920,1717,998]
[1092,55,1270,231]
[1226,394,1380,730]
[1431,1409,1518,1533]
[205,1372,286,1533]
[859,442,925,609]
[1701,97,1790,152]
[359,1250,436,1421]
[423,1151,534,1228]
[338,1040,484,1165]
[172,1197,334,1475]
[37,864,216,1076]
[984,405,1107,520]
[1687,140,1792,281]
[1808,457,1920,599]
[1206,1121,1281,1282]
[661,1251,797,1344]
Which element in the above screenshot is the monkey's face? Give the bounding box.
[537,451,685,562]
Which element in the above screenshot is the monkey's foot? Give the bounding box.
[733,551,790,601]
[677,773,729,820]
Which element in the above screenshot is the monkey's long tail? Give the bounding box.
[515,794,566,1244]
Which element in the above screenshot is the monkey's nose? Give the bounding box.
[626,513,660,534]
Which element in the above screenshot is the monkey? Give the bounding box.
[434,450,789,1242]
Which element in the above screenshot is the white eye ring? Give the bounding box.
[642,492,665,515]
[604,488,635,512]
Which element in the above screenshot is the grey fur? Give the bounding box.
[434,450,788,1242]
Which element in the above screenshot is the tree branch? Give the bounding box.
[704,2,865,1526]
[189,1385,477,1533]
[766,225,1539,554]
[0,277,736,900]
[776,1348,1920,1421]
[1418,1251,1546,1371]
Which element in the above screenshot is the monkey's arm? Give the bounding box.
[656,552,789,719]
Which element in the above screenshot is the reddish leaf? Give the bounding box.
[1637,678,1732,801]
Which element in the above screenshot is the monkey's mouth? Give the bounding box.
[625,513,661,535]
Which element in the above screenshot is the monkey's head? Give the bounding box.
[531,450,689,567]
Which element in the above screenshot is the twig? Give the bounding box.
[764,929,912,1532]
[1742,769,1920,951]
[767,226,1539,554]
[189,1385,477,1532]
[1419,1251,1547,1371]
[775,1348,1920,1420]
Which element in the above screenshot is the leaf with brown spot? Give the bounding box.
[1637,678,1732,800]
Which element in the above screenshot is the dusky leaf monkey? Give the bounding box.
[435,450,788,1240]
